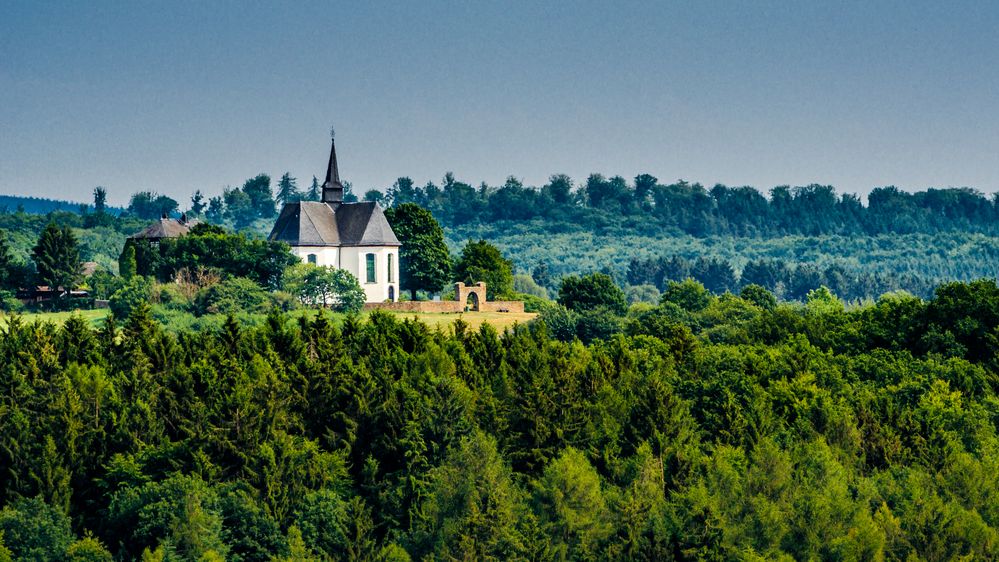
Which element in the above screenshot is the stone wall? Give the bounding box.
[479,300,525,313]
[364,281,525,314]
[363,301,464,313]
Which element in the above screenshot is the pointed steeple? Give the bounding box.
[322,128,344,204]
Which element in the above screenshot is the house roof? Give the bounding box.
[128,218,194,240]
[268,201,401,247]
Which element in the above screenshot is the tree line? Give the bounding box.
[381,174,999,237]
[624,255,939,301]
[121,169,999,240]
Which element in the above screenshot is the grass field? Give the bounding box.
[384,310,536,332]
[0,308,110,328]
[0,307,535,333]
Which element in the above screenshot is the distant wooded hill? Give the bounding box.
[0,195,123,215]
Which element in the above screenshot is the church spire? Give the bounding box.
[322,127,344,204]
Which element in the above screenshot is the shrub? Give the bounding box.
[86,269,125,300]
[0,290,24,313]
[286,265,365,314]
[193,277,273,316]
[514,292,548,313]
[152,282,191,311]
[109,277,153,319]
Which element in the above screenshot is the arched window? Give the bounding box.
[307,254,317,265]
[388,254,395,283]
[366,253,376,283]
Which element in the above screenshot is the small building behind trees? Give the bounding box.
[127,214,197,245]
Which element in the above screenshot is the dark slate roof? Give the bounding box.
[129,218,193,240]
[269,201,401,247]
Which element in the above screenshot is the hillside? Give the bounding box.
[0,194,124,215]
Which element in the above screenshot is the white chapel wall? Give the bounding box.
[293,245,398,303]
[292,246,339,267]
[340,246,398,303]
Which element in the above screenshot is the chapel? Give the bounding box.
[268,135,401,303]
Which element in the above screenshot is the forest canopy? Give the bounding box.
[0,279,998,559]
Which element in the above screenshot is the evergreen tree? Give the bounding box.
[119,244,137,280]
[32,223,81,290]
[342,181,358,203]
[276,173,300,206]
[306,176,321,202]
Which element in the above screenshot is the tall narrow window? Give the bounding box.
[307,254,317,265]
[366,253,376,283]
[388,254,395,283]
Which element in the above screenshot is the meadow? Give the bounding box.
[0,307,535,333]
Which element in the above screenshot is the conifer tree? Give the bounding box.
[306,176,321,201]
[119,244,137,280]
[32,223,81,290]
[276,173,300,206]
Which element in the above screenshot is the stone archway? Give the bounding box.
[455,282,487,312]
[466,290,479,311]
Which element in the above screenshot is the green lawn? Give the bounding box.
[0,308,110,328]
[384,310,536,332]
[0,307,535,333]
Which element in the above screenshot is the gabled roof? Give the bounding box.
[129,218,193,240]
[269,201,401,247]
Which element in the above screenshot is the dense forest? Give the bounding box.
[381,174,999,236]
[3,173,999,302]
[1,280,999,559]
[2,175,999,559]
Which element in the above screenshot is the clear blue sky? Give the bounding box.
[2,1,998,206]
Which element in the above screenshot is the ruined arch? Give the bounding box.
[455,282,486,312]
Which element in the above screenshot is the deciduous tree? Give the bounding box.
[384,204,453,299]
[454,239,513,299]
